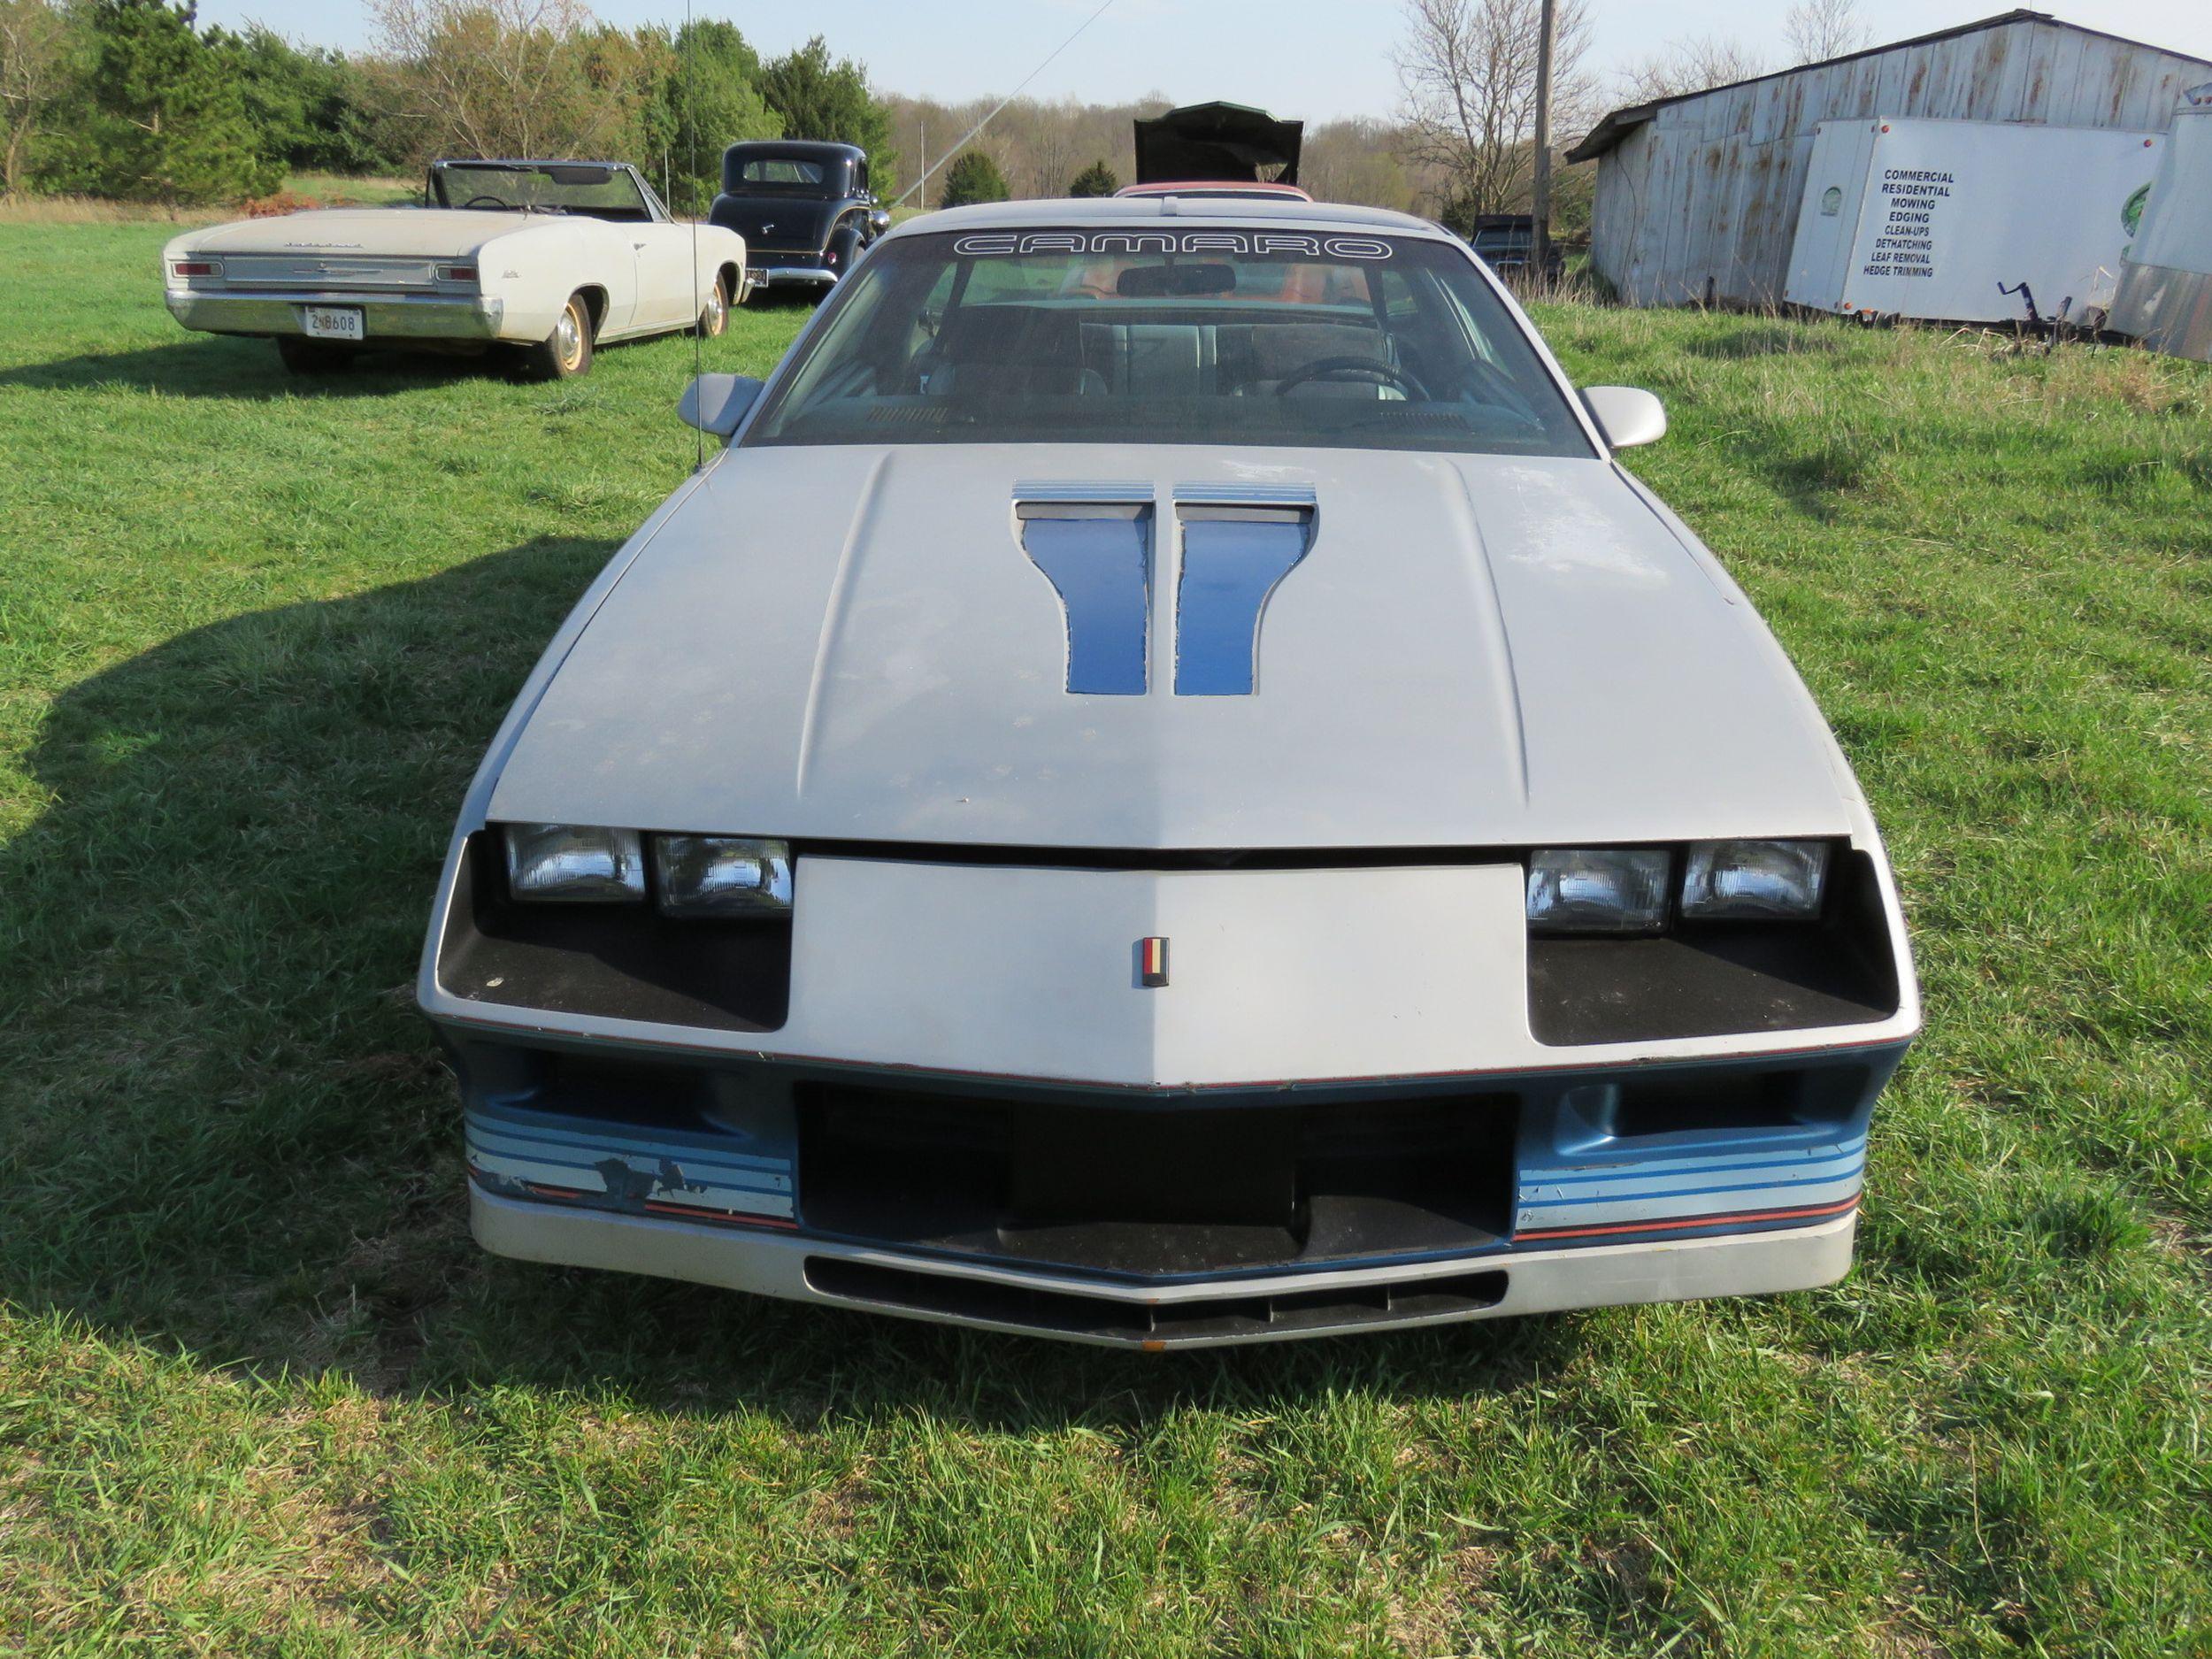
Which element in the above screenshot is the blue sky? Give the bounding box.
[195,0,2212,125]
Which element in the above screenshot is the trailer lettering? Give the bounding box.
[1861,166,1958,284]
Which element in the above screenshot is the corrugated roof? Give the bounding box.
[1565,10,2212,162]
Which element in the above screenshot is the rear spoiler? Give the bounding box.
[1133,102,1303,187]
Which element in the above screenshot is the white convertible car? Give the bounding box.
[163,159,748,378]
[418,197,1921,1348]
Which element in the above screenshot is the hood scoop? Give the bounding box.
[1014,482,1317,699]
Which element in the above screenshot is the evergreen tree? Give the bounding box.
[757,35,896,195]
[640,19,780,215]
[80,0,279,202]
[209,25,397,176]
[940,149,1008,209]
[1067,157,1118,197]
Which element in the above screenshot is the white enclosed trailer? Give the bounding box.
[2111,82,2212,362]
[1785,118,2163,325]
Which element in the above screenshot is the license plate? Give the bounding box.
[302,305,364,342]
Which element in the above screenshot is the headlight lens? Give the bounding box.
[1526,848,1671,934]
[503,823,645,902]
[1681,840,1831,921]
[653,835,793,918]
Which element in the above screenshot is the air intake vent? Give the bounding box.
[804,1257,1507,1342]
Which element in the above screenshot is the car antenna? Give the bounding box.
[686,0,703,472]
[888,0,1119,210]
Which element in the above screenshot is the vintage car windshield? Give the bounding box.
[742,229,1593,456]
[431,164,655,222]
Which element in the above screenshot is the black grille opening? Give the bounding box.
[797,1087,1516,1277]
[804,1256,1508,1341]
[1611,1069,1801,1139]
[1600,1055,1883,1141]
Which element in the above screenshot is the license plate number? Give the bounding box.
[302,306,364,342]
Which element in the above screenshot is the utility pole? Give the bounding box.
[1532,0,1556,280]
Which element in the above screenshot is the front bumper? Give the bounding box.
[442,1026,1901,1348]
[476,1185,1863,1349]
[423,843,1917,1346]
[165,287,507,342]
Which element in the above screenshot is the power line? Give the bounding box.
[890,0,1120,209]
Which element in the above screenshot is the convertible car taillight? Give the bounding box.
[653,835,793,918]
[503,824,645,902]
[171,260,221,277]
[434,264,479,282]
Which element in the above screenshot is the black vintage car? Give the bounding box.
[1469,213,1566,281]
[710,141,888,296]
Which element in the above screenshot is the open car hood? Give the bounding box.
[1134,102,1304,186]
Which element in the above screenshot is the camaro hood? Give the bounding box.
[178,207,534,261]
[487,444,1857,849]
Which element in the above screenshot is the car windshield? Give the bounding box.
[432,164,654,222]
[742,228,1593,456]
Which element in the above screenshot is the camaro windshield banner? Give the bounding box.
[950,232,1395,259]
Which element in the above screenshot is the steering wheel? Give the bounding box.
[461,195,512,210]
[1272,356,1428,398]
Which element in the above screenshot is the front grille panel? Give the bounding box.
[797,1085,1517,1278]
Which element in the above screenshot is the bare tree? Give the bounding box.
[368,0,649,163]
[1786,0,1872,64]
[0,0,72,195]
[1615,35,1767,104]
[1394,0,1594,223]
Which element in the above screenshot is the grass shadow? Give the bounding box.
[0,334,513,399]
[0,541,1586,1430]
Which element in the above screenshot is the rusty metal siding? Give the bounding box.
[1586,17,2212,306]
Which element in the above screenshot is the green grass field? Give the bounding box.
[1,223,2208,1657]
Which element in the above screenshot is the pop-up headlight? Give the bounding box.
[653,835,793,918]
[1526,849,1671,934]
[1681,840,1831,921]
[503,824,645,902]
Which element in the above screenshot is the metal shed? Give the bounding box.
[1569,10,2211,308]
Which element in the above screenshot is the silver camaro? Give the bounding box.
[417,197,1921,1348]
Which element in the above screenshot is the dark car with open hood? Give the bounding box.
[710,140,888,296]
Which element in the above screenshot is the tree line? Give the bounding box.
[0,0,1868,223]
[0,0,894,206]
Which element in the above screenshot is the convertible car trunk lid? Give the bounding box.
[487,443,1851,850]
[183,207,518,264]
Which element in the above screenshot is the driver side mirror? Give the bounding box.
[679,373,764,438]
[1580,386,1667,449]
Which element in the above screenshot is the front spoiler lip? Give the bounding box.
[472,1185,1863,1349]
